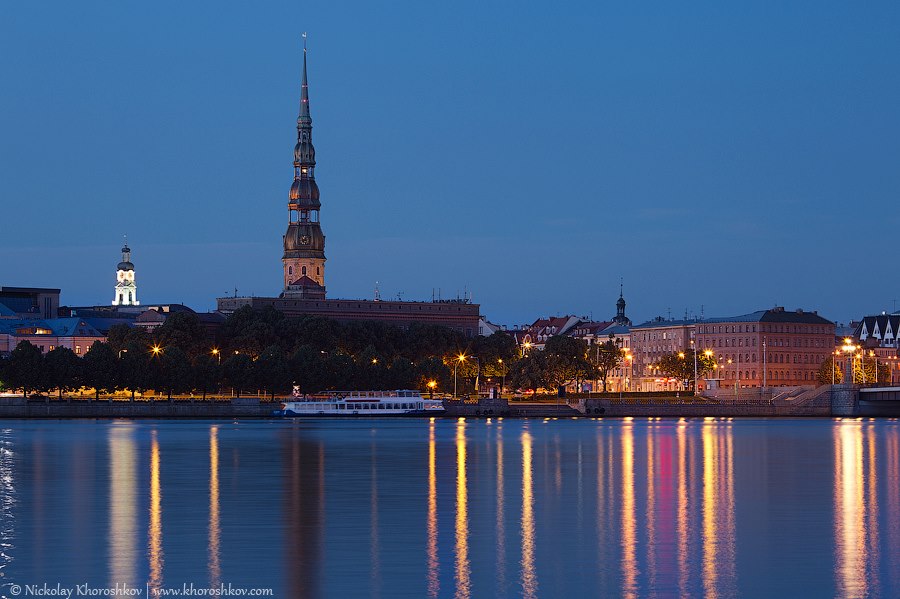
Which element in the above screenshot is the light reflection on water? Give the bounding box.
[0,418,898,598]
[0,429,15,587]
[426,420,439,598]
[519,429,537,599]
[108,425,137,590]
[208,426,220,588]
[147,430,164,593]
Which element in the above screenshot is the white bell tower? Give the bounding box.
[112,237,139,306]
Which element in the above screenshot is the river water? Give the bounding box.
[0,417,898,598]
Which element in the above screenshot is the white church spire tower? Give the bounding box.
[112,236,140,306]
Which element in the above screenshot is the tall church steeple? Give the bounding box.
[112,236,139,306]
[282,35,326,299]
[613,281,630,326]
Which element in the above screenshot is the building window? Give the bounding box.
[289,266,293,276]
[75,345,81,355]
[302,266,307,276]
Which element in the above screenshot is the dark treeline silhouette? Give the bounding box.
[0,306,520,399]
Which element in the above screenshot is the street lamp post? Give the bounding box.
[691,340,698,394]
[453,354,466,399]
[473,357,481,397]
[841,338,857,384]
[211,348,221,365]
[498,358,505,397]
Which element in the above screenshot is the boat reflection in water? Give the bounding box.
[4,418,900,597]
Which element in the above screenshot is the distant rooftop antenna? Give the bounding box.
[667,307,672,321]
[374,281,381,301]
[700,304,705,320]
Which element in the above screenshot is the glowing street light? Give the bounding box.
[427,379,437,399]
[151,345,162,356]
[211,348,220,365]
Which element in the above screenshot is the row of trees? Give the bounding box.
[0,307,524,399]
[816,355,891,385]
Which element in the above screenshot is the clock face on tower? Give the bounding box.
[300,235,310,245]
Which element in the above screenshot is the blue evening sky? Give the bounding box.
[2,1,898,327]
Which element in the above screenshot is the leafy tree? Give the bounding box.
[854,355,890,385]
[6,341,45,398]
[290,345,327,394]
[657,349,716,391]
[192,354,221,400]
[592,339,623,392]
[386,356,416,389]
[118,342,152,400]
[544,336,594,391]
[324,353,355,391]
[256,345,291,400]
[159,346,192,400]
[415,356,450,392]
[353,345,389,390]
[817,358,842,385]
[82,342,118,400]
[222,353,254,398]
[106,324,151,356]
[155,312,206,358]
[509,352,550,398]
[44,346,80,399]
[474,332,519,378]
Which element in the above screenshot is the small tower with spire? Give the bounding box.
[613,281,630,326]
[282,34,326,300]
[112,237,139,306]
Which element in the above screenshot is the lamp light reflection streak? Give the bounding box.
[646,427,656,591]
[148,431,164,593]
[496,422,506,595]
[454,420,470,599]
[520,429,537,599]
[621,422,637,599]
[427,421,439,598]
[676,421,688,597]
[109,426,136,590]
[835,421,867,598]
[209,426,221,588]
[0,430,15,584]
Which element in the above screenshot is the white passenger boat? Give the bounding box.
[273,389,445,417]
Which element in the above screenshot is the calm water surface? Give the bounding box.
[0,417,898,598]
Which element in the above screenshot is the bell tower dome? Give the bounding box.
[112,236,140,306]
[282,35,326,300]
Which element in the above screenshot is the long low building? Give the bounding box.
[0,318,106,356]
[217,296,481,337]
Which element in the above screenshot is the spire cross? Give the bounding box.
[302,32,307,52]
